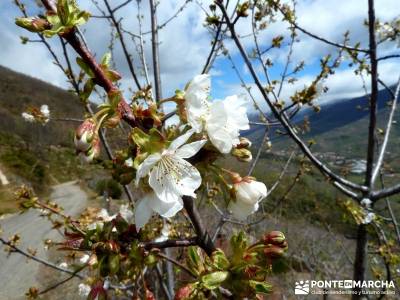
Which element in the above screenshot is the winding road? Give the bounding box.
[0,181,88,300]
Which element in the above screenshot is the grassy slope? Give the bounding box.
[0,66,99,214]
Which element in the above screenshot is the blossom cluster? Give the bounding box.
[21,104,50,124]
[73,74,268,228]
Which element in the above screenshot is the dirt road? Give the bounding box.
[0,181,87,299]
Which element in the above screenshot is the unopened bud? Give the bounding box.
[145,289,155,300]
[263,231,286,246]
[236,137,252,149]
[79,138,100,163]
[75,119,96,152]
[104,115,120,128]
[174,285,194,300]
[232,148,252,162]
[264,244,287,258]
[15,17,50,32]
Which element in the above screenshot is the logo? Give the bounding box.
[295,280,310,295]
[294,279,396,296]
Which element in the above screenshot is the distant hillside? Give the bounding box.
[0,66,98,197]
[248,87,399,159]
[0,65,84,146]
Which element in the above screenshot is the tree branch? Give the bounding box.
[371,76,400,186]
[182,196,216,256]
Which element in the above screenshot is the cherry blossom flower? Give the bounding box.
[184,74,250,153]
[134,192,183,229]
[79,254,90,264]
[78,283,91,298]
[362,212,375,224]
[228,177,267,220]
[21,112,35,123]
[135,129,206,204]
[119,204,134,223]
[40,104,50,120]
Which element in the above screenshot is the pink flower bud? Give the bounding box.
[174,285,194,300]
[263,231,286,246]
[78,138,100,163]
[264,244,287,258]
[74,119,96,151]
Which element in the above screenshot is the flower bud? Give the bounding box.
[145,289,155,300]
[235,177,267,205]
[103,115,120,128]
[263,231,286,246]
[79,138,100,163]
[236,137,252,148]
[15,17,50,32]
[74,119,96,151]
[228,177,267,220]
[264,244,286,258]
[174,285,194,300]
[232,148,252,162]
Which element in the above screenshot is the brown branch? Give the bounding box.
[0,237,85,279]
[364,0,379,190]
[371,76,400,186]
[143,237,197,250]
[149,0,163,102]
[156,252,196,278]
[103,0,142,90]
[182,196,216,256]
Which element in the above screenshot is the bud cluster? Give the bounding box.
[232,137,253,162]
[262,231,288,258]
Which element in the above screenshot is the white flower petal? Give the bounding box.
[148,195,183,218]
[167,129,195,152]
[149,156,201,201]
[135,153,161,185]
[134,197,154,229]
[235,181,267,205]
[149,162,182,203]
[169,157,202,197]
[40,104,50,118]
[175,140,207,159]
[185,75,211,132]
[207,127,235,153]
[223,95,250,131]
[228,200,259,220]
[185,75,211,111]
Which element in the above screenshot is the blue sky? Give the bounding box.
[0,0,399,114]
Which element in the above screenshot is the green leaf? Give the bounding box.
[211,249,230,270]
[76,57,94,77]
[201,271,229,290]
[187,246,203,276]
[81,78,95,101]
[130,128,165,168]
[101,52,112,67]
[99,256,109,277]
[108,254,120,275]
[230,231,248,263]
[105,69,121,82]
[249,280,272,294]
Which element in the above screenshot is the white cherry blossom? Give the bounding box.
[134,192,183,229]
[78,283,91,298]
[40,104,50,119]
[228,178,267,220]
[21,112,35,123]
[135,129,206,204]
[184,74,249,153]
